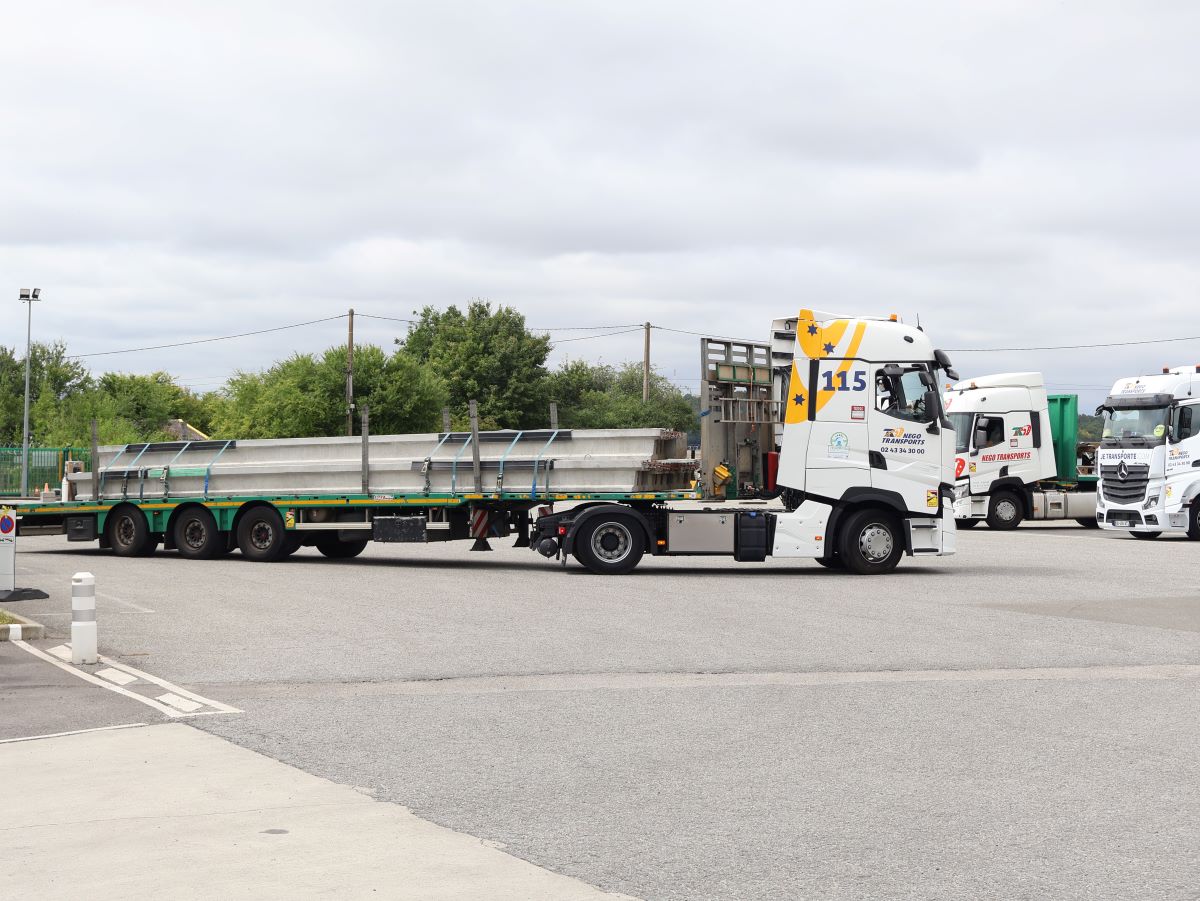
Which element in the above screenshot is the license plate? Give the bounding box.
[1111,519,1133,528]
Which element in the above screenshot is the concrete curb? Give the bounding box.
[0,609,45,641]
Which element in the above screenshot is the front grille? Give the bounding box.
[1100,464,1150,503]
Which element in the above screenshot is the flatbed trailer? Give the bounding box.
[15,486,703,571]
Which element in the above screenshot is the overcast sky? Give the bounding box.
[3,1,1198,409]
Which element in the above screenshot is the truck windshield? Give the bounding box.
[949,412,973,454]
[1102,407,1168,445]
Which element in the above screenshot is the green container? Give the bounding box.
[1046,395,1090,484]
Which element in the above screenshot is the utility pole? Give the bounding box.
[642,321,651,403]
[19,289,41,498]
[346,308,355,436]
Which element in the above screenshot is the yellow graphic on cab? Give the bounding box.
[784,308,869,424]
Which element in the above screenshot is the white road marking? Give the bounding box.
[156,693,203,713]
[8,624,22,640]
[96,667,138,686]
[12,642,186,718]
[0,722,148,745]
[98,655,242,714]
[47,644,71,661]
[96,590,156,614]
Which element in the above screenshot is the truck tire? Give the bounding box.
[814,554,844,570]
[838,508,903,575]
[316,536,367,559]
[1131,530,1162,540]
[956,518,981,529]
[281,534,305,557]
[237,506,287,562]
[986,491,1023,530]
[1075,518,1100,529]
[1187,504,1200,541]
[573,513,645,575]
[107,505,156,557]
[173,507,222,560]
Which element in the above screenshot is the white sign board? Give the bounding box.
[0,507,15,592]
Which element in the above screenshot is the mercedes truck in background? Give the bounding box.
[1096,366,1200,539]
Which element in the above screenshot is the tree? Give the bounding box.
[545,360,697,432]
[398,302,551,429]
[0,341,93,444]
[209,344,447,439]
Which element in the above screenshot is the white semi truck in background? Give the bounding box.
[1095,365,1200,539]
[19,309,961,575]
[943,373,1098,529]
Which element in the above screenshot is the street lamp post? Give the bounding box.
[19,288,41,498]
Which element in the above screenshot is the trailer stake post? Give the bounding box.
[90,419,100,501]
[469,399,483,494]
[361,405,370,495]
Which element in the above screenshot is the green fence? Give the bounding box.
[0,447,91,497]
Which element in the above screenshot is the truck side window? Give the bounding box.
[1173,406,1195,441]
[977,417,1005,449]
[875,369,935,424]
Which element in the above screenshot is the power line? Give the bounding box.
[358,312,642,332]
[946,334,1200,352]
[69,314,348,359]
[551,328,643,344]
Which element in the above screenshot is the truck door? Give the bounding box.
[967,413,1007,494]
[869,364,944,513]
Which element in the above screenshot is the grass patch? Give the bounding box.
[0,610,19,626]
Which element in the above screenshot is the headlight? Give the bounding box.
[1143,495,1159,509]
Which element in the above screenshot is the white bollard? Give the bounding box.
[71,572,98,665]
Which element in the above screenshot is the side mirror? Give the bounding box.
[881,364,904,377]
[918,371,936,388]
[973,415,992,451]
[924,391,940,433]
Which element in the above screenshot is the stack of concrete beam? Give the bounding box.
[70,429,698,500]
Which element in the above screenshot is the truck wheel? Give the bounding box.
[1131,530,1162,540]
[173,507,222,560]
[838,509,903,575]
[316,536,368,559]
[986,492,1023,530]
[956,518,980,530]
[1187,504,1200,541]
[237,506,287,562]
[1075,518,1100,529]
[574,513,645,575]
[814,555,844,570]
[107,505,155,557]
[281,534,305,557]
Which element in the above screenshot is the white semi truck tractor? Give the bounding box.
[944,373,1098,530]
[1096,366,1200,539]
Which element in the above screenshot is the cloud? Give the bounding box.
[1,0,1198,407]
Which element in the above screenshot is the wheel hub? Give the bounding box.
[996,500,1017,521]
[183,520,207,549]
[858,524,893,561]
[592,523,631,563]
[115,517,135,547]
[250,522,274,550]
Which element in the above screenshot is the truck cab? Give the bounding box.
[943,373,1097,529]
[1096,366,1200,539]
[769,309,959,571]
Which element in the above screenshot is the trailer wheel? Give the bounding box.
[986,491,1023,530]
[316,536,368,559]
[838,508,903,575]
[574,513,645,575]
[1075,518,1100,529]
[1131,530,1162,540]
[107,505,155,557]
[237,506,287,562]
[173,507,222,560]
[956,518,981,530]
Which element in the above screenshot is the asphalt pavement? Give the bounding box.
[5,520,1200,900]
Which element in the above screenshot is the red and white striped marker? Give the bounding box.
[469,507,492,551]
